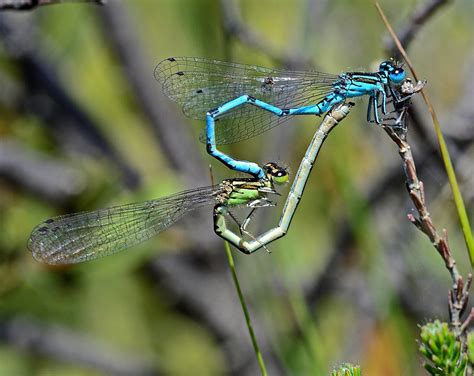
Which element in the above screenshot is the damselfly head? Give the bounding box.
[379,60,406,84]
[263,162,289,184]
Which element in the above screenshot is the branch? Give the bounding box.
[0,317,159,376]
[382,82,471,335]
[98,1,222,258]
[0,15,141,189]
[219,0,312,68]
[99,2,208,187]
[0,0,104,10]
[305,139,449,307]
[377,2,474,264]
[381,0,454,168]
[385,0,453,58]
[0,139,86,203]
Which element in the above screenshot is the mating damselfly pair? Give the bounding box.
[28,58,424,264]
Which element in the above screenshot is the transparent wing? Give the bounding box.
[28,186,219,265]
[155,57,341,144]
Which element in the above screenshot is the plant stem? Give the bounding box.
[383,123,472,336]
[224,241,268,376]
[375,1,474,268]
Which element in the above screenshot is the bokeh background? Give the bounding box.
[0,0,473,375]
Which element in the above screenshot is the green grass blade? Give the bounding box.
[224,241,268,376]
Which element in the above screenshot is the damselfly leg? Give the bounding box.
[378,78,426,134]
[213,103,353,254]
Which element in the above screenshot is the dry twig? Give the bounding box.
[0,317,158,375]
[0,0,104,10]
[0,15,140,189]
[385,0,453,58]
[383,96,472,336]
[99,2,208,187]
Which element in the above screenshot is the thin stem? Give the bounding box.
[383,124,471,335]
[460,307,474,334]
[224,241,268,376]
[375,1,474,268]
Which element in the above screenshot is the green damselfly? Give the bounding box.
[28,163,288,264]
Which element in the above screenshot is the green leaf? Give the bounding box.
[419,321,468,375]
[467,332,474,365]
[331,363,361,376]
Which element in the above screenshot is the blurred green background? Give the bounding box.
[0,0,473,375]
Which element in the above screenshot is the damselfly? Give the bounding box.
[28,163,288,264]
[215,77,425,254]
[155,57,407,179]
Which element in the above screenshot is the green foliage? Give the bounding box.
[331,363,361,376]
[1,0,473,374]
[419,320,468,375]
[467,331,474,365]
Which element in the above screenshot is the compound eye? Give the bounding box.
[389,68,406,84]
[273,169,289,184]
